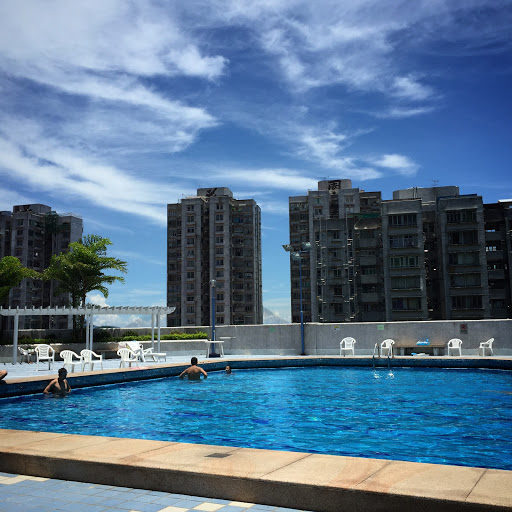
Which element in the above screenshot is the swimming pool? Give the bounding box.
[2,366,512,470]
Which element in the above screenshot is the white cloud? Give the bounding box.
[0,187,33,211]
[0,133,190,225]
[373,154,419,176]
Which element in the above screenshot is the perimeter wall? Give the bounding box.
[1,319,511,357]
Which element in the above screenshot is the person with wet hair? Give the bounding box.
[179,357,207,380]
[43,368,71,395]
[0,369,7,383]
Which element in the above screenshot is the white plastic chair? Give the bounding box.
[117,348,139,368]
[18,346,34,364]
[447,338,462,356]
[340,337,356,356]
[60,350,82,373]
[479,338,494,357]
[381,339,395,357]
[35,344,55,371]
[80,349,103,371]
[119,341,166,363]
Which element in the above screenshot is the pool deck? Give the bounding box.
[1,355,512,511]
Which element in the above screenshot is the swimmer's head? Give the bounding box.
[58,368,67,378]
[225,365,231,374]
[191,357,198,365]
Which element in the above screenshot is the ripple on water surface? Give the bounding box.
[1,366,512,470]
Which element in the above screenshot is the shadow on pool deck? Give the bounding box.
[1,356,512,511]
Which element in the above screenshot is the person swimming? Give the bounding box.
[225,365,233,375]
[43,368,71,395]
[179,357,207,380]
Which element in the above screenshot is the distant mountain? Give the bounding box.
[263,307,289,324]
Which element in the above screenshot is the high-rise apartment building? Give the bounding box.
[287,180,511,323]
[0,204,83,329]
[167,187,263,327]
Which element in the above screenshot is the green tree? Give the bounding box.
[44,235,128,339]
[44,235,128,307]
[0,256,40,305]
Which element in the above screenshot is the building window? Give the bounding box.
[216,293,224,301]
[361,267,376,275]
[390,255,419,268]
[186,306,195,313]
[448,230,478,245]
[446,209,477,223]
[186,237,195,245]
[216,259,224,266]
[216,225,223,232]
[216,236,224,243]
[450,274,480,288]
[186,260,195,268]
[216,304,224,313]
[187,271,195,279]
[448,252,479,265]
[389,235,418,248]
[187,205,194,211]
[216,270,224,278]
[333,268,343,277]
[451,295,483,309]
[485,245,499,252]
[392,298,421,310]
[216,214,224,221]
[186,215,195,222]
[186,283,195,290]
[187,227,195,233]
[216,248,224,255]
[216,316,224,324]
[390,276,420,289]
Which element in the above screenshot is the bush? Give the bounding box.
[114,331,208,342]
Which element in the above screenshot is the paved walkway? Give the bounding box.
[0,354,297,380]
[0,472,308,512]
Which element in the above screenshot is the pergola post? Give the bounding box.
[89,313,94,352]
[151,313,155,351]
[85,315,90,351]
[156,314,161,353]
[12,311,19,365]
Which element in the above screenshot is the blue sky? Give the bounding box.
[0,1,511,326]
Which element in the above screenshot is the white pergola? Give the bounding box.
[0,306,176,364]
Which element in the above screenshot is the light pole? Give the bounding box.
[283,242,311,355]
[209,279,219,357]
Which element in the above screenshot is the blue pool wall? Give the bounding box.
[2,356,512,399]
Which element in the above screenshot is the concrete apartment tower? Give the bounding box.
[167,187,263,327]
[0,204,83,329]
[288,181,511,323]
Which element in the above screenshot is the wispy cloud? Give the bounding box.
[112,250,165,266]
[0,133,188,225]
[371,154,419,176]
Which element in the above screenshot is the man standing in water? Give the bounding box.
[179,357,208,380]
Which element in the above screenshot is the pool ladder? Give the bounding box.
[372,343,394,379]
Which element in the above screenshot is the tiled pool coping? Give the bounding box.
[1,357,512,511]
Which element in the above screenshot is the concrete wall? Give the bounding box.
[1,319,510,359]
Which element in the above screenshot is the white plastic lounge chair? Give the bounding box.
[124,340,167,362]
[35,344,55,371]
[479,338,494,357]
[117,348,139,368]
[447,338,462,356]
[340,337,356,356]
[80,349,104,371]
[60,350,82,373]
[18,346,34,364]
[381,339,395,357]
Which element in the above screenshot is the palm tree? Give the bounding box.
[44,235,128,339]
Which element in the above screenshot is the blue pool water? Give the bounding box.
[2,366,512,470]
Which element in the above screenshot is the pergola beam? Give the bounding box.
[0,306,176,364]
